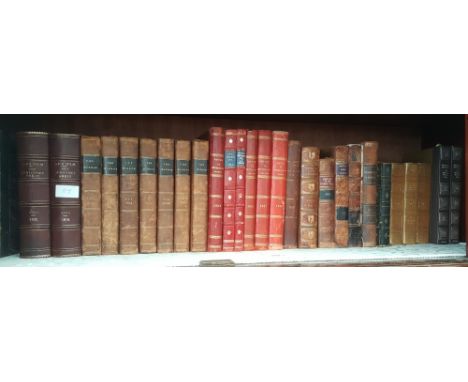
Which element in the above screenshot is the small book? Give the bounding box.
[361,141,378,247]
[222,130,237,251]
[174,140,191,252]
[402,163,418,244]
[283,140,301,249]
[376,163,391,245]
[334,146,349,247]
[389,163,405,245]
[347,144,362,247]
[234,129,247,251]
[318,158,335,248]
[243,130,258,251]
[416,163,431,243]
[449,146,462,243]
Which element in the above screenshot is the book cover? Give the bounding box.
[416,163,431,243]
[389,163,405,245]
[234,129,247,251]
[348,144,362,247]
[191,140,209,252]
[334,145,349,247]
[402,163,418,244]
[283,140,301,249]
[376,163,391,245]
[243,130,258,251]
[361,141,378,247]
[174,140,191,252]
[318,158,335,248]
[222,130,237,251]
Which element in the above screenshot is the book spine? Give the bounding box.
[243,130,258,251]
[222,130,237,251]
[361,141,378,247]
[139,138,157,253]
[283,140,301,249]
[157,138,175,253]
[207,127,224,252]
[389,163,405,244]
[376,163,391,245]
[402,163,418,244]
[348,144,362,247]
[268,131,289,250]
[416,163,431,243]
[119,137,139,254]
[81,136,102,255]
[254,130,272,250]
[174,140,191,252]
[190,140,209,252]
[318,158,335,247]
[449,146,462,243]
[334,146,349,247]
[101,136,119,255]
[50,133,81,257]
[234,129,247,251]
[16,132,51,258]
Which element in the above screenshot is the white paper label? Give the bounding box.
[55,185,80,198]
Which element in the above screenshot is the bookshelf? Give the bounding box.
[0,114,465,266]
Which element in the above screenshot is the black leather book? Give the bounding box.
[377,163,391,245]
[449,146,462,243]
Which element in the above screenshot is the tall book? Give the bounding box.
[449,146,462,243]
[402,163,418,244]
[234,129,247,251]
[389,163,405,245]
[299,147,319,248]
[101,136,119,255]
[334,146,349,247]
[81,136,102,255]
[318,158,335,247]
[429,145,451,244]
[254,130,272,250]
[139,138,157,253]
[416,163,431,243]
[361,141,378,247]
[268,131,289,250]
[283,140,301,249]
[348,144,362,247]
[207,127,224,252]
[16,132,51,258]
[376,163,391,245]
[190,140,209,252]
[174,140,191,252]
[222,130,237,251]
[50,133,81,257]
[157,138,175,253]
[243,130,258,251]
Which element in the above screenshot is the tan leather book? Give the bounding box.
[119,137,139,254]
[174,140,191,252]
[190,140,209,252]
[416,163,431,243]
[81,136,102,255]
[389,163,405,244]
[361,141,378,247]
[157,138,175,253]
[402,163,418,244]
[139,138,157,253]
[318,158,335,248]
[101,136,119,254]
[347,144,362,247]
[334,146,349,247]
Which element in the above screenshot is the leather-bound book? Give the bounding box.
[101,136,119,255]
[429,145,450,244]
[402,163,418,244]
[299,147,319,248]
[16,132,51,258]
[81,136,102,255]
[50,133,81,257]
[318,158,335,248]
[119,137,139,254]
[234,129,247,251]
[334,146,349,247]
[283,140,301,249]
[416,163,431,243]
[222,130,237,251]
[268,131,289,250]
[389,163,405,244]
[347,144,362,247]
[243,130,258,251]
[157,138,175,253]
[376,163,391,245]
[361,141,378,247]
[207,127,224,252]
[449,146,462,243]
[139,138,157,253]
[174,140,191,252]
[254,130,272,250]
[190,140,209,252]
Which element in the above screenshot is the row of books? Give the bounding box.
[4,130,463,258]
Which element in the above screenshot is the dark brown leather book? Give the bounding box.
[81,136,102,255]
[190,140,209,252]
[299,147,319,248]
[283,140,301,249]
[50,133,81,257]
[402,163,418,244]
[361,141,378,247]
[389,163,404,244]
[334,146,349,247]
[348,144,362,247]
[16,131,51,258]
[416,163,431,243]
[139,138,157,253]
[158,138,174,253]
[119,137,139,254]
[101,136,119,255]
[318,158,335,248]
[174,140,191,252]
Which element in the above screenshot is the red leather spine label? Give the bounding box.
[222,130,237,251]
[243,130,258,251]
[234,129,247,251]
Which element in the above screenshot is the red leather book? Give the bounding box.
[207,127,225,252]
[234,129,247,251]
[254,130,272,250]
[268,131,289,249]
[243,130,258,251]
[222,130,237,251]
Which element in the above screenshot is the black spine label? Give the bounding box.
[363,165,377,185]
[336,207,348,221]
[120,158,137,175]
[193,159,208,175]
[82,155,102,173]
[159,158,174,176]
[103,157,118,175]
[175,160,190,176]
[336,163,348,176]
[139,157,156,174]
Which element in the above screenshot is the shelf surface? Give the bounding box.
[0,243,466,267]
